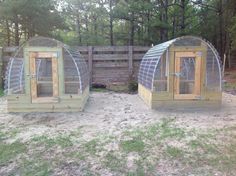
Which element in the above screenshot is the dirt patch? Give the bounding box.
[0,92,236,142]
[0,92,236,175]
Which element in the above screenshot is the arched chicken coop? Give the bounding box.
[138,36,222,109]
[5,37,89,112]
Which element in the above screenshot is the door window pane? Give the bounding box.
[179,57,195,94]
[36,58,53,97]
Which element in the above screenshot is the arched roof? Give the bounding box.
[5,37,89,94]
[138,36,222,91]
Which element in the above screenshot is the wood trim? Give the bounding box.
[52,57,59,97]
[174,94,199,100]
[174,56,180,95]
[194,55,201,95]
[35,52,58,58]
[175,52,196,58]
[29,53,37,101]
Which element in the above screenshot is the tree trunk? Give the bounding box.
[109,0,114,46]
[76,14,82,44]
[180,0,186,34]
[129,12,135,46]
[94,16,98,44]
[218,0,224,59]
[164,0,168,40]
[14,14,20,46]
[6,20,10,46]
[85,14,89,45]
[172,16,176,38]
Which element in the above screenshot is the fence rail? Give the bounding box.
[1,46,150,88]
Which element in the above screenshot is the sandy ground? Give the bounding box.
[0,92,236,142]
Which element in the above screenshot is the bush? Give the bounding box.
[128,80,138,93]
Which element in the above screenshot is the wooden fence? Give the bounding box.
[0,46,150,88]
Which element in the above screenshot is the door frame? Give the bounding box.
[174,51,202,100]
[24,47,63,103]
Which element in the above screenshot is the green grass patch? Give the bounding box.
[91,88,108,92]
[82,139,99,155]
[224,82,236,90]
[0,141,27,165]
[0,89,4,97]
[66,151,86,161]
[31,135,73,148]
[19,158,51,176]
[121,139,145,153]
[103,152,126,172]
[165,146,183,158]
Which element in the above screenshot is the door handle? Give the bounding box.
[171,73,182,77]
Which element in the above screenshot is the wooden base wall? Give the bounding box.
[138,84,152,108]
[138,84,222,109]
[7,87,89,112]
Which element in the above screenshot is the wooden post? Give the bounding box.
[0,47,3,88]
[88,46,93,85]
[128,46,133,77]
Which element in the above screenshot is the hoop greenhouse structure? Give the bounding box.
[138,36,222,109]
[5,37,89,112]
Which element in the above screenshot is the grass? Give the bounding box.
[103,152,126,172]
[0,118,236,175]
[31,134,73,148]
[120,139,145,153]
[165,146,183,158]
[0,141,27,165]
[83,139,99,155]
[0,88,4,97]
[91,88,108,92]
[19,158,51,176]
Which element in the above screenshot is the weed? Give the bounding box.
[103,152,126,172]
[165,146,183,158]
[83,139,99,155]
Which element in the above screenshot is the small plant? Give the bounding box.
[128,80,138,93]
[165,146,183,158]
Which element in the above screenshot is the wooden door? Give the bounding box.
[174,52,201,100]
[29,52,59,103]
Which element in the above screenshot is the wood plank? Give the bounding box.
[93,46,129,52]
[93,54,128,61]
[88,46,93,85]
[138,84,152,108]
[52,57,59,97]
[35,52,58,58]
[133,46,150,52]
[194,55,201,95]
[128,46,133,75]
[29,52,37,101]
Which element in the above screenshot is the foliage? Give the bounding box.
[0,0,236,65]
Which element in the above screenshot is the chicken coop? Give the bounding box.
[5,37,89,112]
[138,36,222,109]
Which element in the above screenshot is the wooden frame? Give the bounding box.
[174,51,201,100]
[29,51,59,103]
